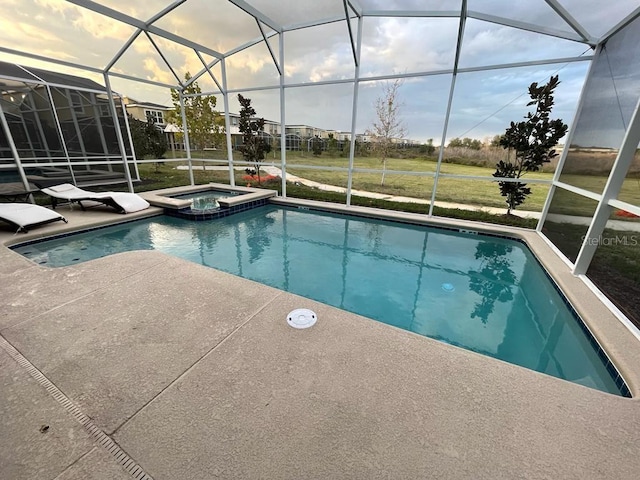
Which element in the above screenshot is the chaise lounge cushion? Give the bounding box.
[47,184,78,194]
[0,203,67,233]
[41,183,150,214]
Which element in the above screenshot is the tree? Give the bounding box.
[422,138,436,156]
[367,79,406,186]
[448,137,482,150]
[494,75,568,214]
[166,72,223,151]
[128,115,167,171]
[311,135,323,156]
[237,94,271,184]
[489,134,503,148]
[327,133,338,156]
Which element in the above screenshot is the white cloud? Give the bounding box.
[141,58,176,85]
[0,1,627,143]
[360,17,458,76]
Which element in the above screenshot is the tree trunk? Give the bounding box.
[380,158,387,186]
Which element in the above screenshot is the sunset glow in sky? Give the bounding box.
[1,0,638,143]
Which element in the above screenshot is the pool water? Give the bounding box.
[13,205,628,396]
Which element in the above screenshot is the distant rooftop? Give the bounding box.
[0,61,107,92]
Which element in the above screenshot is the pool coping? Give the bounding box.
[138,183,276,210]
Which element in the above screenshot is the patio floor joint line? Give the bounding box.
[0,334,154,480]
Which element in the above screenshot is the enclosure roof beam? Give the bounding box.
[227,0,282,32]
[456,54,591,74]
[468,11,587,44]
[256,19,282,75]
[225,30,279,57]
[105,0,187,72]
[146,0,188,25]
[65,0,223,58]
[0,46,102,76]
[105,30,143,72]
[599,5,640,44]
[362,10,458,18]
[144,32,184,87]
[194,51,223,92]
[346,0,363,17]
[283,16,348,33]
[544,0,593,43]
[343,0,358,67]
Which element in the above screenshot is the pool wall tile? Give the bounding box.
[163,199,269,221]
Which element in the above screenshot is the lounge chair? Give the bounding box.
[40,183,150,214]
[0,203,67,233]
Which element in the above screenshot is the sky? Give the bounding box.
[0,0,638,145]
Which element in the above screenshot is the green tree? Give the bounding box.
[495,75,568,214]
[489,134,503,148]
[421,138,435,155]
[237,94,271,184]
[448,137,463,148]
[166,72,223,151]
[367,79,406,186]
[311,135,323,156]
[128,115,167,171]
[327,133,338,155]
[448,137,482,150]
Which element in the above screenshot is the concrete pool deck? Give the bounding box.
[2,201,640,479]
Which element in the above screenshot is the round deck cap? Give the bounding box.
[287,308,317,329]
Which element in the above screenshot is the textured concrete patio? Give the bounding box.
[2,203,640,479]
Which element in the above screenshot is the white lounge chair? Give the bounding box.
[0,203,67,233]
[40,183,150,214]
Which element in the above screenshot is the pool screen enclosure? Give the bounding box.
[1,0,639,329]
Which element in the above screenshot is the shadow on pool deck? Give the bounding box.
[2,202,640,479]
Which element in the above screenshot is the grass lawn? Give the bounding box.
[556,173,640,211]
[543,221,640,328]
[132,162,537,229]
[285,154,551,211]
[162,151,639,216]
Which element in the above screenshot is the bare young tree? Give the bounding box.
[367,79,406,186]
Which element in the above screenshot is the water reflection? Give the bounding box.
[245,214,275,263]
[468,242,516,324]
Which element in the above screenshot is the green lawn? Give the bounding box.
[285,155,552,212]
[138,152,638,221]
[147,153,554,211]
[543,220,640,327]
[132,163,538,228]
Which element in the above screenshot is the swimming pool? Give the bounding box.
[12,205,629,396]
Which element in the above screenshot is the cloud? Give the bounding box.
[238,1,347,29]
[0,1,631,145]
[150,0,264,54]
[460,20,588,68]
[142,58,178,85]
[559,0,640,38]
[360,17,459,76]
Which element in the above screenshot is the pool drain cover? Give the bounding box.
[441,283,455,292]
[287,308,317,329]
